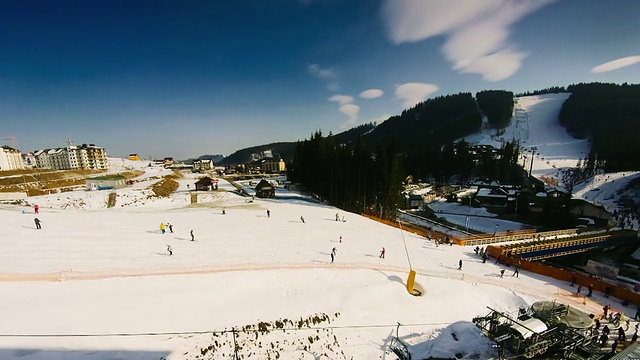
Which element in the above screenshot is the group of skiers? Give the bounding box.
[157,222,196,255]
[590,304,640,351]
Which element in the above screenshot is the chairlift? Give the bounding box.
[387,323,412,360]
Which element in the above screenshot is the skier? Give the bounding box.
[34,204,39,214]
[266,209,270,218]
[168,223,173,233]
[222,207,226,215]
[300,216,305,223]
[512,266,519,278]
[331,247,337,256]
[379,247,385,259]
[190,230,194,241]
[335,213,339,221]
[330,252,334,263]
[160,223,165,234]
[34,217,42,229]
[167,245,173,256]
[500,269,505,278]
[457,259,462,270]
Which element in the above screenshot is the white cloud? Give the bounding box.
[591,56,640,74]
[359,89,384,99]
[328,94,354,105]
[381,0,554,81]
[395,83,439,107]
[339,104,360,123]
[307,63,336,79]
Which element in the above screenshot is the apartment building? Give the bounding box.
[0,146,24,171]
[32,144,109,170]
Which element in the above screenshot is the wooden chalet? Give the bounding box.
[255,179,275,198]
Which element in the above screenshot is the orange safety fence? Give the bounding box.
[487,245,640,307]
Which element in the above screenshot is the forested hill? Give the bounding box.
[363,92,483,152]
[219,123,375,165]
[559,83,640,171]
[217,91,516,165]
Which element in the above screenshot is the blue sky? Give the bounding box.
[2,0,639,160]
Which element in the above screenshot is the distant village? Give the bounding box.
[0,141,287,176]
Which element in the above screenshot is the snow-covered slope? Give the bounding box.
[0,169,623,360]
[463,93,590,180]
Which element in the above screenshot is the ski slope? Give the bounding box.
[0,161,627,359]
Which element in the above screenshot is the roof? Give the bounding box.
[255,179,275,189]
[510,318,547,339]
[86,175,126,181]
[610,342,640,359]
[195,177,214,184]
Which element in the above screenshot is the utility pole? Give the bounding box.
[528,147,537,177]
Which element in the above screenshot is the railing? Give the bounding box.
[461,228,580,246]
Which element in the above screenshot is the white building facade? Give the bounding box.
[0,146,24,171]
[32,144,109,170]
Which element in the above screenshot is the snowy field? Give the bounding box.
[0,94,637,359]
[0,158,628,360]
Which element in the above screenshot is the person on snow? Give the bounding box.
[330,252,335,263]
[160,223,165,234]
[190,230,194,241]
[266,209,270,218]
[34,204,39,214]
[379,247,385,259]
[339,236,342,243]
[512,266,519,278]
[222,207,226,215]
[457,259,462,270]
[168,223,173,233]
[167,245,173,256]
[335,213,339,221]
[331,247,337,257]
[34,217,42,229]
[500,269,505,278]
[587,284,593,297]
[300,216,305,223]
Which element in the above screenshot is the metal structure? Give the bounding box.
[472,301,610,359]
[387,323,411,360]
[499,230,638,261]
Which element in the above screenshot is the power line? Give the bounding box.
[0,322,453,338]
